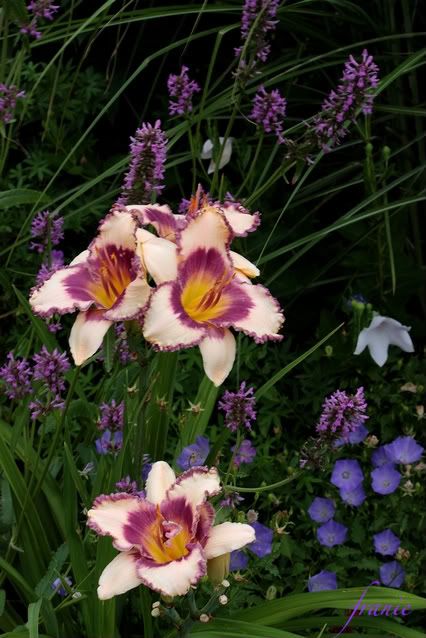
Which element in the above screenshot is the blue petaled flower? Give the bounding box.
[232,439,257,467]
[249,521,273,557]
[317,520,348,547]
[51,576,72,597]
[385,436,424,465]
[371,465,401,495]
[308,497,335,523]
[371,446,393,467]
[176,436,210,471]
[373,529,400,556]
[379,561,405,588]
[230,550,249,571]
[339,484,366,507]
[95,430,123,455]
[331,459,364,490]
[308,570,337,592]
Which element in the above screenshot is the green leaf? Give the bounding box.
[0,190,49,209]
[256,324,344,399]
[102,326,115,373]
[179,376,219,448]
[190,618,303,637]
[0,590,5,616]
[13,286,57,351]
[35,544,69,599]
[27,599,43,638]
[2,0,28,23]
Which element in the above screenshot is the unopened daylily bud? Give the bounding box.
[207,553,230,585]
[219,595,228,605]
[151,608,160,618]
[199,613,210,623]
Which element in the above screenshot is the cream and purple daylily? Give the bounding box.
[29,210,150,366]
[87,462,255,598]
[135,205,284,386]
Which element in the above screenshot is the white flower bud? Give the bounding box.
[151,608,160,618]
[199,614,210,623]
[219,595,228,605]
[152,601,160,609]
[221,579,230,588]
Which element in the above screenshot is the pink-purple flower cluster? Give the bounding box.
[0,353,33,400]
[20,0,59,39]
[114,323,137,365]
[218,381,256,432]
[36,250,65,285]
[95,400,125,455]
[316,387,368,442]
[118,120,167,206]
[0,84,26,124]
[29,347,70,420]
[30,210,64,253]
[167,66,200,116]
[313,49,379,151]
[250,85,286,143]
[235,0,280,70]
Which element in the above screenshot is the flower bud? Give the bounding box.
[219,595,228,605]
[207,553,230,585]
[199,614,210,623]
[247,509,258,524]
[151,608,160,618]
[152,601,160,609]
[221,579,230,588]
[266,585,277,600]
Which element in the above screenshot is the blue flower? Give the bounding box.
[371,446,393,467]
[317,520,348,547]
[371,465,401,495]
[339,484,366,507]
[331,459,363,490]
[176,436,210,471]
[385,436,424,465]
[308,570,337,592]
[373,529,400,556]
[308,497,335,523]
[379,561,405,588]
[230,550,249,571]
[249,521,273,558]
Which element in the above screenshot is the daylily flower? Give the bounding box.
[354,315,414,367]
[30,210,150,365]
[201,137,233,174]
[87,462,255,598]
[133,204,284,385]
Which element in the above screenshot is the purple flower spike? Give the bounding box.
[30,210,64,253]
[176,436,210,471]
[385,436,424,465]
[95,429,123,455]
[235,0,280,68]
[313,50,379,151]
[32,346,70,394]
[51,576,72,597]
[230,550,249,571]
[331,459,364,490]
[218,381,256,431]
[371,465,401,495]
[220,492,244,509]
[118,120,167,206]
[379,561,405,588]
[249,521,273,557]
[232,439,256,467]
[0,84,26,123]
[167,66,200,116]
[308,570,337,592]
[317,520,348,547]
[36,250,65,285]
[98,399,125,432]
[28,0,59,21]
[339,484,366,507]
[371,446,393,468]
[250,85,286,143]
[373,529,400,556]
[0,353,33,400]
[308,497,335,523]
[317,387,368,441]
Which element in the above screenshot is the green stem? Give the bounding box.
[236,133,264,198]
[224,471,301,493]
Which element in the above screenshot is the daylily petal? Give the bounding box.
[87,493,146,551]
[103,275,151,321]
[97,551,141,600]
[168,466,221,508]
[177,207,232,264]
[136,544,206,596]
[143,283,206,350]
[70,249,90,266]
[204,522,256,559]
[69,308,112,365]
[136,228,178,284]
[230,250,260,278]
[222,204,260,237]
[125,204,184,240]
[93,209,138,252]
[145,461,176,505]
[199,329,236,386]
[231,283,284,343]
[29,264,93,318]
